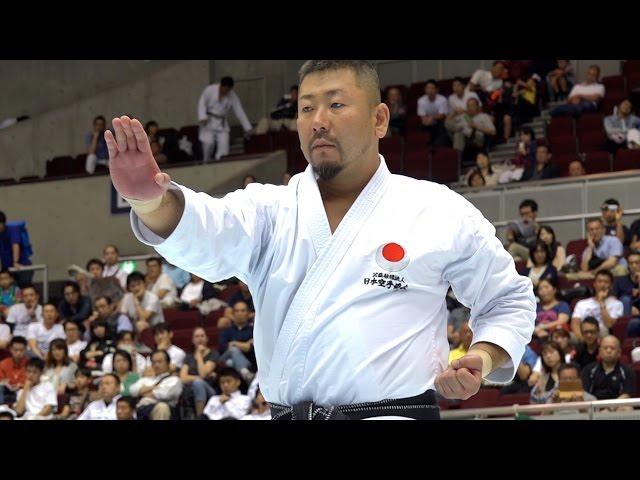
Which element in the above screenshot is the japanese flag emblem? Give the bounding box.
[375,242,410,272]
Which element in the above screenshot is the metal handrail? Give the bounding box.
[8,264,48,303]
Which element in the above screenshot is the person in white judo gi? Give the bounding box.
[105,60,536,420]
[197,76,253,162]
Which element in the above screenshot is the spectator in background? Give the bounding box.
[202,367,251,420]
[219,301,255,383]
[464,152,498,187]
[42,338,77,396]
[120,272,164,333]
[129,349,182,420]
[546,60,574,101]
[449,97,496,153]
[446,288,470,346]
[180,327,219,418]
[281,172,292,186]
[0,336,27,406]
[241,390,271,420]
[145,257,178,309]
[178,273,205,310]
[466,61,505,105]
[14,357,57,419]
[116,396,137,420]
[198,76,254,162]
[57,368,91,420]
[87,296,133,341]
[505,199,540,263]
[417,80,449,146]
[153,323,186,372]
[526,241,559,289]
[102,245,128,291]
[448,77,481,116]
[27,303,65,360]
[580,218,627,278]
[604,98,640,154]
[533,278,570,339]
[255,85,299,134]
[530,341,565,404]
[150,140,168,166]
[467,170,485,188]
[499,127,537,184]
[85,115,109,174]
[448,322,472,364]
[582,336,635,407]
[101,330,149,377]
[0,211,33,287]
[77,373,121,420]
[384,87,407,136]
[108,350,139,397]
[243,175,257,188]
[161,259,191,291]
[571,270,623,340]
[568,159,587,177]
[228,281,255,313]
[83,258,124,306]
[550,65,605,118]
[145,121,165,147]
[79,319,115,371]
[5,285,42,339]
[63,320,87,364]
[614,253,640,336]
[549,363,597,411]
[0,269,21,320]
[521,144,559,182]
[528,225,566,271]
[503,72,540,143]
[58,281,92,325]
[529,330,575,394]
[573,317,601,369]
[600,198,630,246]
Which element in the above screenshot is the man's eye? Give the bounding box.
[301,106,313,113]
[331,103,345,109]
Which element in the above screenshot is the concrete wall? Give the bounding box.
[0,151,286,282]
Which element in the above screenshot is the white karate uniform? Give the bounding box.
[130,155,535,409]
[77,395,120,420]
[197,83,252,161]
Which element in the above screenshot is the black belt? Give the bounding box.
[269,389,439,420]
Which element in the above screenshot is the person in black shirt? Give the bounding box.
[600,198,630,246]
[614,252,640,336]
[58,281,92,325]
[179,327,219,417]
[573,317,600,370]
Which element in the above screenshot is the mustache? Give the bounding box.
[309,132,339,151]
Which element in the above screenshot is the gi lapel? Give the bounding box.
[265,155,392,399]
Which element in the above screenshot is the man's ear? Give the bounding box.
[374,103,390,139]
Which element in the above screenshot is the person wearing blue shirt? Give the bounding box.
[218,301,254,383]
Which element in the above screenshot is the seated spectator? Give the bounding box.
[582,336,635,407]
[150,140,168,166]
[120,272,164,333]
[241,390,271,420]
[101,330,149,377]
[503,72,540,142]
[153,323,186,371]
[526,242,559,289]
[505,199,540,262]
[42,338,77,396]
[77,373,121,420]
[448,97,495,153]
[604,98,640,154]
[573,317,601,369]
[116,396,137,420]
[218,280,256,329]
[546,60,574,101]
[466,61,505,105]
[533,278,570,339]
[614,252,640,323]
[202,367,251,420]
[467,170,485,188]
[0,269,21,320]
[281,171,292,186]
[446,288,470,346]
[255,85,299,134]
[14,357,57,420]
[87,296,133,342]
[447,77,481,117]
[549,363,597,412]
[571,271,623,340]
[500,344,539,395]
[579,218,627,278]
[129,349,183,420]
[58,281,92,325]
[162,259,191,291]
[109,349,140,397]
[0,336,27,406]
[384,87,406,136]
[464,152,498,186]
[527,225,566,271]
[219,301,255,383]
[79,320,116,372]
[5,285,42,339]
[85,115,109,174]
[102,244,128,291]
[82,258,124,307]
[550,65,605,118]
[417,79,449,146]
[144,257,178,309]
[568,160,587,177]
[180,327,219,417]
[448,322,472,364]
[530,328,575,387]
[600,198,630,246]
[64,320,87,364]
[178,273,205,310]
[27,303,65,360]
[521,144,559,182]
[530,341,565,404]
[145,120,165,146]
[498,127,537,184]
[57,368,92,420]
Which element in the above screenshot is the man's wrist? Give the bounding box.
[123,194,164,215]
[468,348,493,378]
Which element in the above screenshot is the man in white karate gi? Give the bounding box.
[197,76,253,162]
[105,60,535,420]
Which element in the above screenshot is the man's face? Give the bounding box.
[63,286,80,306]
[535,146,551,166]
[491,62,505,79]
[628,255,640,276]
[569,160,586,177]
[154,330,171,346]
[594,274,612,294]
[586,67,599,84]
[26,366,41,385]
[75,374,90,390]
[452,80,464,96]
[100,375,119,400]
[425,83,437,98]
[146,261,161,278]
[42,304,58,326]
[94,119,106,132]
[10,342,26,362]
[95,298,112,318]
[0,272,13,289]
[147,124,159,136]
[103,246,118,266]
[519,206,536,222]
[587,221,605,243]
[220,375,241,395]
[64,322,80,342]
[151,352,170,375]
[599,337,620,364]
[220,85,232,97]
[558,367,580,383]
[233,303,249,326]
[387,88,401,104]
[467,99,480,116]
[601,204,618,224]
[129,279,146,296]
[581,323,599,346]
[192,328,207,347]
[297,69,381,182]
[22,288,37,308]
[88,263,103,279]
[117,401,135,420]
[620,100,632,116]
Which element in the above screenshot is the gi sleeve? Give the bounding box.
[198,86,209,122]
[226,395,252,419]
[231,92,253,133]
[154,376,182,402]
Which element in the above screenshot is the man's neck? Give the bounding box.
[12,357,23,366]
[234,322,247,330]
[602,360,617,372]
[428,94,436,101]
[43,322,54,330]
[317,152,380,203]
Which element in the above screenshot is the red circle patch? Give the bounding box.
[382,243,405,262]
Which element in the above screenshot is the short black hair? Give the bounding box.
[126,271,145,287]
[602,198,620,207]
[453,76,466,85]
[558,362,581,376]
[20,284,38,296]
[425,79,438,88]
[117,396,137,409]
[581,317,599,330]
[86,258,104,271]
[520,126,536,140]
[220,76,235,88]
[536,143,551,154]
[75,368,92,378]
[63,281,80,294]
[587,217,604,227]
[116,330,134,342]
[595,269,614,284]
[151,349,171,364]
[93,115,106,124]
[153,323,171,335]
[27,357,45,371]
[10,336,27,347]
[218,367,242,382]
[101,373,121,386]
[145,257,162,267]
[145,120,159,131]
[519,199,538,212]
[0,269,13,279]
[96,295,112,305]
